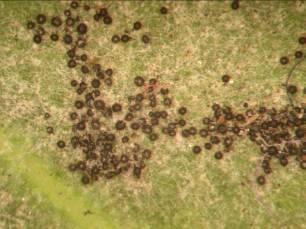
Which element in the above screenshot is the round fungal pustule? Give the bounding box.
[231,0,240,10]
[160,6,168,14]
[280,56,289,65]
[51,16,62,27]
[134,76,145,87]
[27,21,35,29]
[57,140,66,148]
[77,23,88,35]
[115,120,126,130]
[214,151,223,160]
[287,85,298,94]
[192,146,202,154]
[142,35,150,44]
[33,34,42,44]
[112,35,120,43]
[222,74,230,83]
[133,21,142,30]
[256,175,266,185]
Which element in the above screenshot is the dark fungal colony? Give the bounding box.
[26,1,305,186]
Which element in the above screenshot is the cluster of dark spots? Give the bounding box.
[33,1,305,187]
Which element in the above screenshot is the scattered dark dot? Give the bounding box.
[70,1,79,9]
[300,161,306,170]
[68,59,77,68]
[280,56,289,65]
[64,9,71,17]
[68,163,77,172]
[163,97,172,106]
[204,143,212,150]
[279,157,288,167]
[69,112,78,120]
[298,36,306,45]
[121,34,131,43]
[192,146,202,154]
[256,175,266,185]
[142,35,150,44]
[287,85,297,94]
[94,13,101,21]
[134,76,145,87]
[160,6,168,14]
[104,77,113,86]
[51,16,62,27]
[105,68,113,76]
[67,49,76,58]
[199,129,208,138]
[36,14,46,24]
[133,21,142,30]
[99,8,108,17]
[63,34,73,44]
[189,127,197,135]
[149,133,158,141]
[80,54,88,62]
[81,65,90,74]
[181,129,190,138]
[83,4,90,11]
[77,23,88,34]
[112,103,122,112]
[74,100,84,109]
[44,112,51,119]
[94,100,105,110]
[103,15,112,25]
[214,151,223,160]
[115,120,126,130]
[111,35,120,43]
[125,113,134,121]
[133,166,141,178]
[91,79,100,88]
[66,17,75,27]
[231,0,239,10]
[46,126,54,134]
[295,128,304,138]
[295,51,303,59]
[121,136,129,143]
[160,88,169,95]
[210,136,220,144]
[178,107,187,115]
[37,26,46,36]
[50,33,59,41]
[27,21,35,29]
[57,140,66,148]
[222,75,230,83]
[33,34,42,44]
[81,175,90,185]
[130,122,140,130]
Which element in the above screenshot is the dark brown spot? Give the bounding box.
[133,21,142,30]
[142,35,150,44]
[280,56,289,65]
[77,23,88,35]
[57,140,66,148]
[256,175,265,185]
[160,6,168,14]
[192,146,202,154]
[36,14,46,24]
